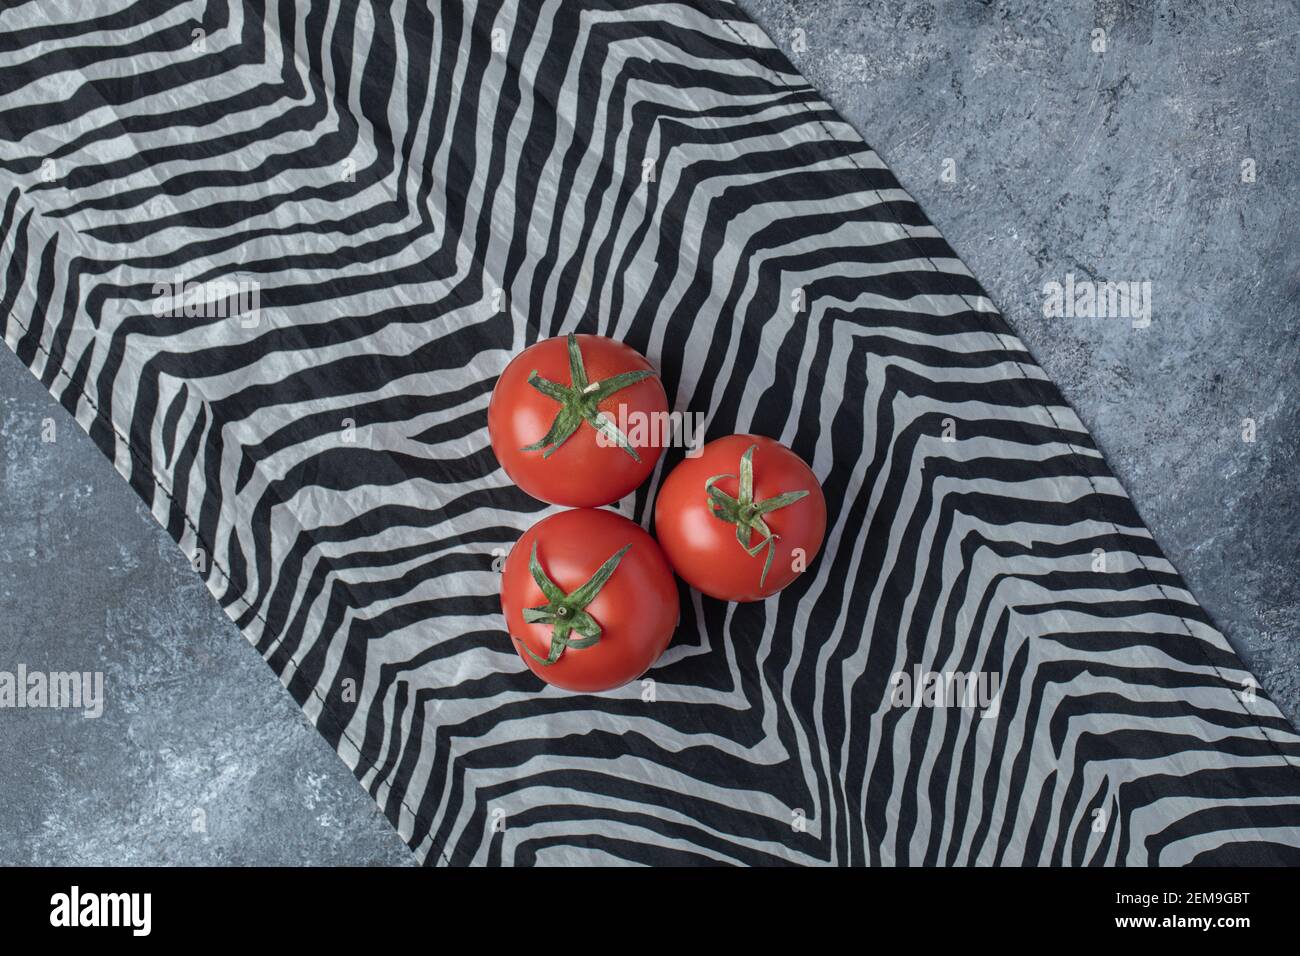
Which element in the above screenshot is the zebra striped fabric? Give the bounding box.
[2,0,1298,865]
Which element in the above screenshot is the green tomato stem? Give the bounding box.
[516,541,631,666]
[705,444,809,590]
[520,333,656,461]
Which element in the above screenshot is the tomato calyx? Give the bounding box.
[521,333,656,462]
[705,444,810,589]
[517,540,631,665]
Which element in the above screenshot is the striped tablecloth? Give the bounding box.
[2,0,1298,864]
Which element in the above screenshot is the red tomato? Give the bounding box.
[488,333,669,507]
[654,434,826,602]
[500,508,679,692]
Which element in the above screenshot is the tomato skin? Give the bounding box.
[654,435,827,602]
[501,509,679,693]
[488,334,668,507]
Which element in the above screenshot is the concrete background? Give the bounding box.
[0,0,1295,864]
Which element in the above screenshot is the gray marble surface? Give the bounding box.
[0,0,1295,865]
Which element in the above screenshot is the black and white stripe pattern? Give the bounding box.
[2,0,1298,865]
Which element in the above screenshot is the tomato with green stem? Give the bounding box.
[500,508,679,692]
[654,434,826,602]
[488,333,668,506]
